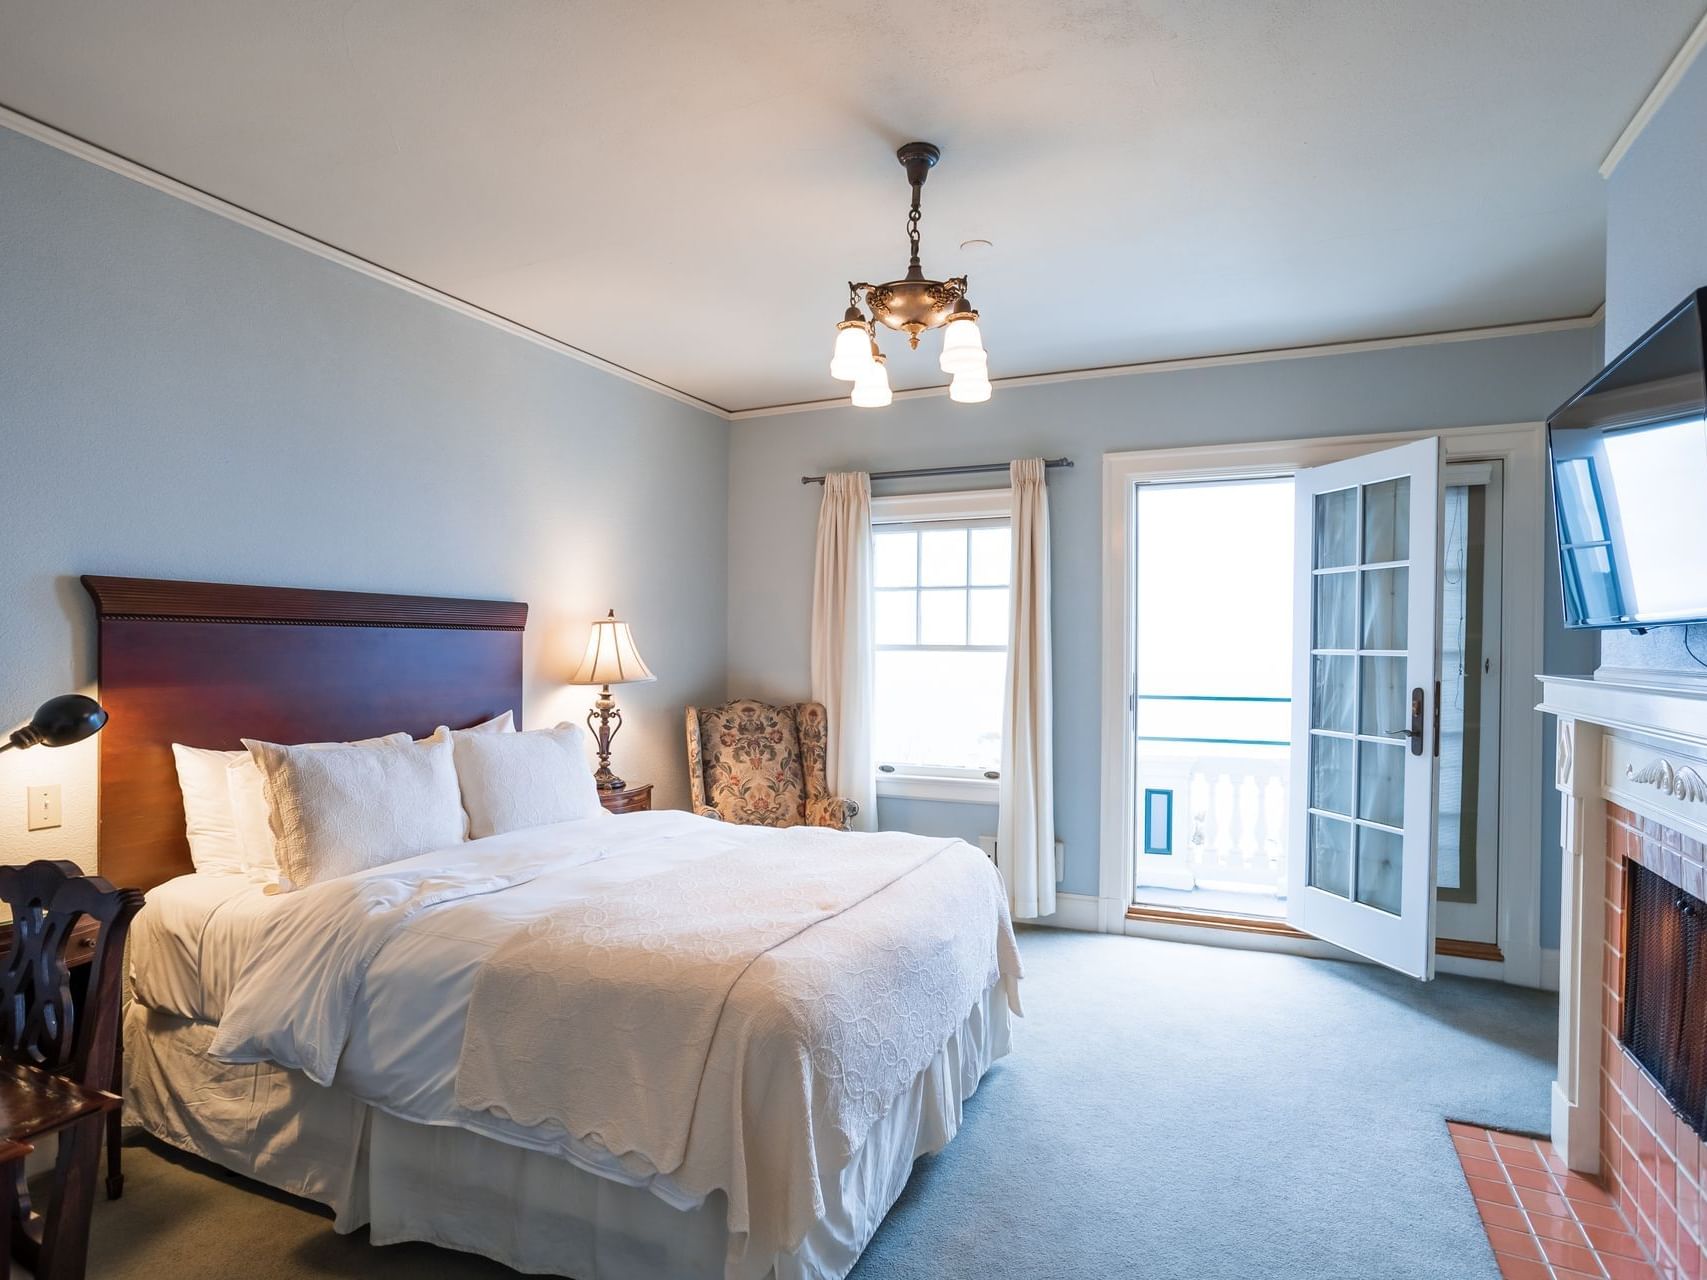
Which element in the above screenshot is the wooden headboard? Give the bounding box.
[82,575,527,892]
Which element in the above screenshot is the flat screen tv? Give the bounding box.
[1548,288,1707,631]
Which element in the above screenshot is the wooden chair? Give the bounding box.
[0,861,143,1280]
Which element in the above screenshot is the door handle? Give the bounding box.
[1384,687,1426,756]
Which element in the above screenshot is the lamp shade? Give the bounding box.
[939,313,987,375]
[851,351,892,408]
[830,322,872,381]
[6,694,108,751]
[949,368,992,404]
[567,611,657,686]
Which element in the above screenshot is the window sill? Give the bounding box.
[875,774,999,805]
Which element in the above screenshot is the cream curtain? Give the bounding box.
[810,472,878,832]
[998,458,1056,919]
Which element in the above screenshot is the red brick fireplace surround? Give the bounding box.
[1540,674,1707,1280]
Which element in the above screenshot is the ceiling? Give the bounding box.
[1,1,1700,413]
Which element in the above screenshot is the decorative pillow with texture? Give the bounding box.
[228,732,410,881]
[172,743,249,875]
[453,723,605,840]
[243,734,463,889]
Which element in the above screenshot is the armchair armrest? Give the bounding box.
[806,796,859,831]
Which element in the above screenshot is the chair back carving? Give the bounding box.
[0,861,143,1092]
[685,699,856,830]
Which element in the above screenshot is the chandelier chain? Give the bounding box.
[907,183,922,264]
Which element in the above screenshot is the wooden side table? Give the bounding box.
[598,783,652,814]
[0,919,123,1202]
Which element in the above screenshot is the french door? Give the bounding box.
[1287,437,1443,978]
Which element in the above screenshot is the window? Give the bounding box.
[871,491,1011,791]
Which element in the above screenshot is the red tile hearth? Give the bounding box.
[1451,1121,1657,1279]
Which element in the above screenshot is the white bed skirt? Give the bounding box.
[123,982,1011,1280]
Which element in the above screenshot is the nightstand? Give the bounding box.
[598,783,652,814]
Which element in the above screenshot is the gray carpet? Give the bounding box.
[86,929,1557,1279]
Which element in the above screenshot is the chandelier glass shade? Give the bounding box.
[831,142,990,408]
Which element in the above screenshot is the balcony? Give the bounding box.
[1132,695,1291,920]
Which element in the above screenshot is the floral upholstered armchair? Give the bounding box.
[684,699,860,830]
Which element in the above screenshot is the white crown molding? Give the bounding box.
[0,105,734,420]
[1600,9,1707,178]
[728,307,1606,420]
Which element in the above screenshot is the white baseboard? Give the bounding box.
[1024,891,1101,932]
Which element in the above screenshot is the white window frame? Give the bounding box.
[1097,424,1547,987]
[871,487,1011,805]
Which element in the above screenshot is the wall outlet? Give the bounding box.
[26,785,61,831]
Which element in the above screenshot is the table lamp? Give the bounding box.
[566,610,656,791]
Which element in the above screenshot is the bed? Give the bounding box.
[87,575,1021,1280]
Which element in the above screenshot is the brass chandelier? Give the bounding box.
[830,142,990,407]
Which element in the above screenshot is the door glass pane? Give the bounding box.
[1357,741,1404,828]
[920,529,968,586]
[969,527,1011,585]
[875,589,916,645]
[1359,656,1406,737]
[1362,477,1409,563]
[1553,458,1607,544]
[1565,546,1620,622]
[1312,655,1354,733]
[1356,827,1403,915]
[1309,815,1353,898]
[874,531,918,587]
[1360,567,1408,650]
[968,588,1008,645]
[1309,733,1353,816]
[1313,571,1356,650]
[918,589,967,644]
[1314,488,1357,568]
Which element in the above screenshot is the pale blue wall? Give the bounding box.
[728,328,1601,949]
[0,127,730,871]
[1600,51,1707,678]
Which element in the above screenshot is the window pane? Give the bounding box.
[1309,815,1352,898]
[1360,567,1408,650]
[873,649,1006,771]
[874,589,916,645]
[1309,733,1353,816]
[1314,488,1357,568]
[968,588,1008,645]
[969,527,1011,585]
[1359,656,1406,738]
[1311,654,1354,733]
[1356,827,1403,915]
[874,530,917,588]
[1356,741,1404,828]
[1362,477,1409,563]
[919,589,967,644]
[1313,570,1356,650]
[920,529,968,586]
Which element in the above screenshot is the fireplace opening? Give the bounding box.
[1623,859,1707,1139]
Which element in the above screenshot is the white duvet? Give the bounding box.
[207,810,1022,1263]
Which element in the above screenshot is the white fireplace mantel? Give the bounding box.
[1537,673,1707,1174]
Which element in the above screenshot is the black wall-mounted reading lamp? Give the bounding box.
[0,695,108,753]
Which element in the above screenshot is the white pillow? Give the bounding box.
[228,732,411,882]
[171,743,249,875]
[452,723,604,840]
[424,710,515,742]
[244,734,464,889]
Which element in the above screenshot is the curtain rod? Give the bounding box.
[800,457,1073,486]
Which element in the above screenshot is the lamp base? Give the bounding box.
[587,686,627,794]
[594,768,627,792]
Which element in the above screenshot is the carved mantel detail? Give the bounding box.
[1625,758,1707,804]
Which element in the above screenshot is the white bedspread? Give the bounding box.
[206,811,1021,1267]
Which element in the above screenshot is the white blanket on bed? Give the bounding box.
[457,827,1022,1245]
[206,812,1021,1262]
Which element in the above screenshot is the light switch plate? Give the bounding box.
[26,785,61,831]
